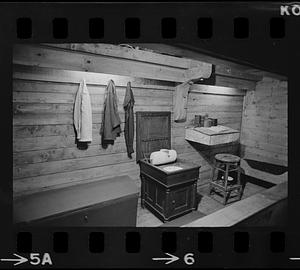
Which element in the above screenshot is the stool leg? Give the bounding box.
[237,166,242,200]
[223,164,229,205]
[223,192,228,205]
[224,163,229,190]
[237,166,241,186]
[209,162,217,195]
[238,186,243,200]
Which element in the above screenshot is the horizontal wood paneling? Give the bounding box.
[215,75,256,91]
[240,77,288,166]
[13,44,246,197]
[43,43,195,69]
[130,43,265,81]
[13,162,138,195]
[190,84,246,96]
[13,44,212,83]
[171,87,243,188]
[14,152,137,179]
[13,64,175,90]
[13,79,174,96]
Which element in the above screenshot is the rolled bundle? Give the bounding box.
[209,118,218,126]
[150,149,177,165]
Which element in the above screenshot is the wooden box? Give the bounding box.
[185,125,240,145]
[14,176,139,226]
[136,111,200,222]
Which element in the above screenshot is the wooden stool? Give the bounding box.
[209,153,242,205]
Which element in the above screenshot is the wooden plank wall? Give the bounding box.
[240,77,288,166]
[172,88,244,189]
[13,44,254,197]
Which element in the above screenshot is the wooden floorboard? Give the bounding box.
[136,181,267,227]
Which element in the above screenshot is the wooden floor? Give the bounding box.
[136,181,266,227]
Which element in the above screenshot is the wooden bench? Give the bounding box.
[14,175,139,227]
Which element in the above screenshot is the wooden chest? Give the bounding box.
[14,176,139,226]
[136,111,200,222]
[185,125,240,145]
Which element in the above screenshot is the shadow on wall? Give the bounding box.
[187,140,240,165]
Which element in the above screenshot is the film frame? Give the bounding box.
[0,1,300,268]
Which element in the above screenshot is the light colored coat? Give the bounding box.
[173,81,193,122]
[73,79,93,142]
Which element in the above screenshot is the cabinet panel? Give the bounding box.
[141,173,197,222]
[170,185,192,216]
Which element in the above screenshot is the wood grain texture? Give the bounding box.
[190,84,246,96]
[14,64,175,90]
[42,43,196,69]
[14,175,139,223]
[215,75,256,91]
[129,43,265,81]
[13,44,249,197]
[13,44,212,83]
[240,77,288,166]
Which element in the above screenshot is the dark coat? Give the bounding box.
[100,80,121,145]
[123,82,135,158]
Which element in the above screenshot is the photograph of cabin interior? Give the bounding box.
[13,43,287,227]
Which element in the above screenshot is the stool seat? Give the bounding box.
[215,153,240,163]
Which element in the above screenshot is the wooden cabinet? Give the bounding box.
[14,176,139,227]
[140,159,199,222]
[136,111,200,222]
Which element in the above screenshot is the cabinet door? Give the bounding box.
[169,185,193,216]
[144,180,155,204]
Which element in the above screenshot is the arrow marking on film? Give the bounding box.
[152,253,179,264]
[0,253,28,266]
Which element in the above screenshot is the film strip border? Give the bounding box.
[7,228,299,268]
[1,2,298,44]
[1,2,300,268]
[16,230,286,254]
[16,16,286,39]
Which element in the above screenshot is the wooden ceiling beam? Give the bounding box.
[43,43,192,69]
[16,44,212,83]
[129,43,281,82]
[190,84,246,96]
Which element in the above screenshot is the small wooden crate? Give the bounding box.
[185,125,240,145]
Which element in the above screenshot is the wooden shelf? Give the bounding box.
[185,125,240,145]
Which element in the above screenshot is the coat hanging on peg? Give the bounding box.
[73,79,93,143]
[123,82,135,158]
[173,80,194,122]
[173,61,212,122]
[100,80,122,146]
